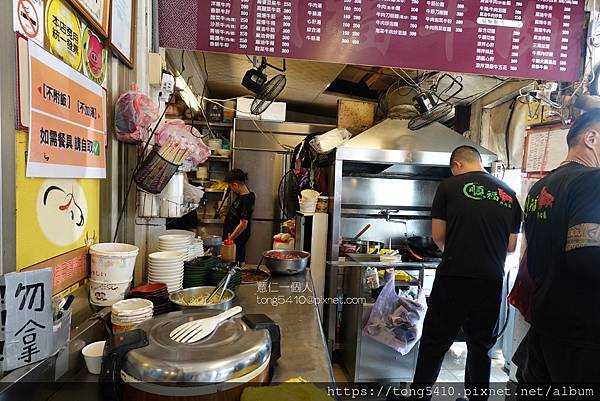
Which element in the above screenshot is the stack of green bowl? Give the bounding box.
[208,262,242,291]
[183,256,218,288]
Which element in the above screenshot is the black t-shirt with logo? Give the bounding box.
[431,171,522,282]
[223,192,256,245]
[525,162,600,347]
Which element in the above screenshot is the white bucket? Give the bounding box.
[89,279,132,306]
[90,243,139,283]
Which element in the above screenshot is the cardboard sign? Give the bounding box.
[3,269,53,371]
[27,41,106,179]
[13,0,44,46]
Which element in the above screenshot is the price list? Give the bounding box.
[160,0,586,81]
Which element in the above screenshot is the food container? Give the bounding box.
[90,243,139,283]
[169,286,235,311]
[90,279,131,306]
[118,310,274,400]
[82,340,106,374]
[196,167,209,180]
[263,250,310,275]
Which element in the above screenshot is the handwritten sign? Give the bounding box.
[3,269,53,371]
[27,41,106,179]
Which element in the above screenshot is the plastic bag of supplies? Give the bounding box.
[363,274,427,355]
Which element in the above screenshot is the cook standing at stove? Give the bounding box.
[408,146,522,401]
[223,169,255,264]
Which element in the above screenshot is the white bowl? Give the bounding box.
[159,233,194,241]
[149,251,185,260]
[111,298,154,314]
[82,341,106,374]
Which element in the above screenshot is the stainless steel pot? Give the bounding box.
[262,250,310,275]
[169,286,235,311]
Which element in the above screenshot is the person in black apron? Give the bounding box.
[222,169,255,264]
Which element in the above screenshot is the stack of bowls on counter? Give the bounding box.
[127,283,172,316]
[208,262,242,291]
[183,256,217,288]
[147,251,185,292]
[189,237,205,259]
[111,298,154,333]
[158,233,194,261]
[89,243,139,306]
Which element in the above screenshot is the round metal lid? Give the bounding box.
[122,310,271,384]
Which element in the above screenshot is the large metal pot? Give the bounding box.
[169,286,235,311]
[262,250,310,275]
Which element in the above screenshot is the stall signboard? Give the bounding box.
[27,41,106,179]
[16,131,100,271]
[158,0,586,81]
[13,0,44,46]
[2,269,53,371]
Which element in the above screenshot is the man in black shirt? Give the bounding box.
[223,169,255,264]
[513,110,600,387]
[410,146,522,401]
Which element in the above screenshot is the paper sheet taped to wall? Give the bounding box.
[524,128,569,173]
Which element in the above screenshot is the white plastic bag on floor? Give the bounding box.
[363,275,427,355]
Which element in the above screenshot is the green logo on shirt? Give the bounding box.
[463,182,486,200]
[463,182,513,208]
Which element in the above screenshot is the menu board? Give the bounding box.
[158,0,586,81]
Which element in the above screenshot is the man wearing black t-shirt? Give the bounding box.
[513,110,600,386]
[409,146,522,401]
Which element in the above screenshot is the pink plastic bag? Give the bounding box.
[363,275,427,355]
[114,84,159,143]
[155,119,211,166]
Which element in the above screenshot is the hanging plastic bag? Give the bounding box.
[114,84,160,144]
[363,275,427,355]
[155,120,211,166]
[309,128,351,154]
[183,182,205,204]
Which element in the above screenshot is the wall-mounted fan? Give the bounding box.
[408,73,463,130]
[242,57,287,115]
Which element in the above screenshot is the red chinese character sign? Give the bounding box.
[27,41,106,179]
[1,269,53,371]
[158,0,586,81]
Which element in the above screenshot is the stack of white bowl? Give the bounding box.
[147,251,185,292]
[158,233,194,261]
[111,298,154,333]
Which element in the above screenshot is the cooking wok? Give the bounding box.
[406,236,442,258]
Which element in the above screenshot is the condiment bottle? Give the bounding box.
[221,238,236,263]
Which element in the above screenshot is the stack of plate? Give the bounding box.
[111,298,154,333]
[183,256,217,288]
[128,283,172,316]
[208,262,242,291]
[148,251,185,292]
[158,234,194,261]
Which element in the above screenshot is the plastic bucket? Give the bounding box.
[90,243,139,283]
[89,279,132,306]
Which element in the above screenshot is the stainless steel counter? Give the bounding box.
[236,269,335,383]
[0,270,334,401]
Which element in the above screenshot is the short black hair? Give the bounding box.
[450,145,482,166]
[224,168,248,183]
[566,110,600,147]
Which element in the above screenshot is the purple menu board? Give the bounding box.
[158,0,586,82]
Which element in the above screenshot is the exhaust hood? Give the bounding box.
[336,119,497,168]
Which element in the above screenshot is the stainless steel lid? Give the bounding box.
[122,310,271,384]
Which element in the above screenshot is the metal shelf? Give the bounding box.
[208,155,232,161]
[204,188,227,193]
[166,118,233,128]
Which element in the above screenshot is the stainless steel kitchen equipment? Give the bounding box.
[169,286,235,311]
[232,119,335,264]
[325,118,496,382]
[263,249,310,275]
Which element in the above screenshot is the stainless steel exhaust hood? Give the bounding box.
[336,119,496,168]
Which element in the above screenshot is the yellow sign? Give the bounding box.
[45,0,83,71]
[16,131,99,270]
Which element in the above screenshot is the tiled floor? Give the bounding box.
[333,342,510,400]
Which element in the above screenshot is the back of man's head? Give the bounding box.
[450,145,482,166]
[567,110,600,148]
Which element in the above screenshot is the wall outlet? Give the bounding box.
[159,73,175,101]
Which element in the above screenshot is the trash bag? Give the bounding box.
[363,275,427,355]
[183,182,204,204]
[114,84,159,143]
